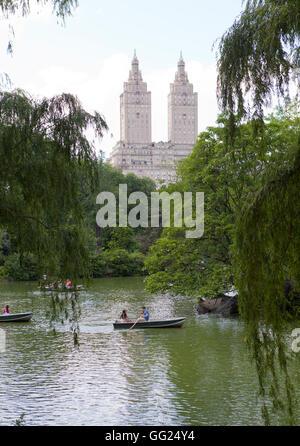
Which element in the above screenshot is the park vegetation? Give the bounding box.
[0,0,299,425]
[0,157,158,281]
[146,0,300,425]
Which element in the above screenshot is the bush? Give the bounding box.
[89,249,145,278]
[128,251,146,275]
[89,251,108,278]
[105,248,132,276]
[0,266,8,280]
[4,253,39,281]
[0,252,5,266]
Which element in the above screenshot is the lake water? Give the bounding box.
[0,277,299,426]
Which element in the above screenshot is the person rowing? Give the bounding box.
[129,306,150,330]
[141,306,149,321]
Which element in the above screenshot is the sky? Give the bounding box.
[1,0,245,158]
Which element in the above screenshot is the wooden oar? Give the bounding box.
[128,315,142,330]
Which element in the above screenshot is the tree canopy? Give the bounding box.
[217,0,300,122]
[217,0,300,424]
[145,110,299,299]
[145,105,300,424]
[0,89,107,280]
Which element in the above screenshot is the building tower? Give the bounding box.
[120,50,152,145]
[168,52,198,145]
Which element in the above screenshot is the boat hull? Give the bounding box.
[113,317,186,329]
[42,285,84,292]
[0,312,33,322]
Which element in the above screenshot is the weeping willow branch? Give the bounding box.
[0,0,79,53]
[217,0,300,122]
[234,137,300,424]
[217,0,300,424]
[0,89,108,280]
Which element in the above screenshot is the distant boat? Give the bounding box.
[113,317,186,329]
[41,285,84,292]
[0,312,33,322]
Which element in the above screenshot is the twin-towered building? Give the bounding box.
[107,52,198,185]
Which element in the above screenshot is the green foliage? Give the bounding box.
[145,113,295,298]
[90,249,145,278]
[80,160,157,253]
[0,157,157,281]
[106,227,137,252]
[217,0,300,122]
[105,249,145,276]
[89,250,107,277]
[145,228,216,295]
[217,0,300,424]
[145,107,299,423]
[0,266,8,279]
[0,89,107,281]
[0,228,11,255]
[234,107,300,424]
[4,252,38,280]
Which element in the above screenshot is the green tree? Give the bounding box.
[0,89,107,280]
[233,104,300,424]
[217,0,300,424]
[80,161,157,252]
[78,160,157,279]
[145,112,298,300]
[217,0,299,123]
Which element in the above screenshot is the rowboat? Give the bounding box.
[113,317,186,329]
[41,285,84,292]
[0,312,33,322]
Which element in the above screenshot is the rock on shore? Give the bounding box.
[195,293,239,316]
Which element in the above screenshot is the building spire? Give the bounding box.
[178,50,185,67]
[132,49,138,64]
[129,50,143,82]
[175,51,188,83]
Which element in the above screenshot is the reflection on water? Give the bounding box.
[0,277,299,425]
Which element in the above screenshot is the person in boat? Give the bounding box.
[141,306,150,321]
[2,305,10,315]
[65,279,72,289]
[120,309,132,323]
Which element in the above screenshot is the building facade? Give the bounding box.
[120,50,152,145]
[168,52,198,146]
[107,52,198,185]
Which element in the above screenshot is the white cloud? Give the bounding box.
[186,60,218,131]
[95,7,103,16]
[19,53,131,156]
[0,3,54,39]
